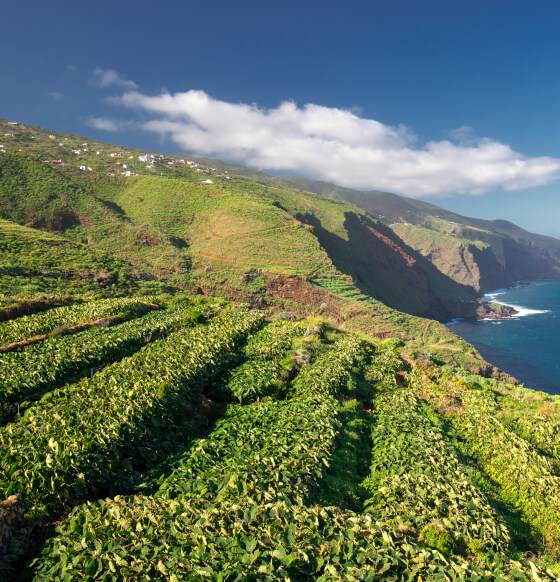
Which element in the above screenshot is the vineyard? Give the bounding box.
[1,295,560,580]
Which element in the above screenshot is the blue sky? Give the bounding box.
[3,0,560,236]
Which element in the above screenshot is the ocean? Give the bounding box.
[447,280,560,396]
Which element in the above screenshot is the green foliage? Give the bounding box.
[420,523,455,554]
[2,118,560,580]
[451,388,560,555]
[0,306,191,422]
[363,390,511,560]
[0,296,156,346]
[0,311,264,513]
[364,342,405,388]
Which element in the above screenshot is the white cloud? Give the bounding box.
[92,67,137,89]
[48,91,64,101]
[103,89,560,197]
[86,117,133,132]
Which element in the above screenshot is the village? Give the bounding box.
[0,118,231,185]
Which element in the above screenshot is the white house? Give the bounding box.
[201,179,214,184]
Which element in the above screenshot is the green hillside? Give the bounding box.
[0,218,172,307]
[0,302,559,580]
[2,118,560,579]
[0,119,485,323]
[279,177,560,293]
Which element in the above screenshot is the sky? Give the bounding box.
[3,0,560,237]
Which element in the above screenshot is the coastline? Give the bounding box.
[481,281,550,318]
[445,280,560,395]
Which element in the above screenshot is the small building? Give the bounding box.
[201,179,214,184]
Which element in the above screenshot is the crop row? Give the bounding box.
[242,318,308,361]
[452,388,560,552]
[32,332,370,579]
[33,495,527,581]
[31,332,555,581]
[509,413,560,461]
[0,311,265,512]
[364,339,406,388]
[212,319,308,403]
[0,307,193,421]
[156,333,369,503]
[363,389,511,559]
[0,296,158,346]
[290,333,369,398]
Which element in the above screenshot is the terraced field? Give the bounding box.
[1,296,560,580]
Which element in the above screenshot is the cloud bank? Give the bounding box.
[106,89,560,197]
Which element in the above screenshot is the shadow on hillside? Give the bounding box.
[295,211,475,321]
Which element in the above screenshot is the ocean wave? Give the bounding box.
[507,304,549,317]
[482,289,509,302]
[481,284,549,317]
[486,300,549,317]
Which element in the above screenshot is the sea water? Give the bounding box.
[447,280,560,396]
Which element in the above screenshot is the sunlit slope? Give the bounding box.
[0,218,165,302]
[101,174,476,319]
[1,306,559,579]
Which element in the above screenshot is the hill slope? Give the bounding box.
[175,157,560,294]
[2,118,560,579]
[280,176,560,293]
[0,119,498,321]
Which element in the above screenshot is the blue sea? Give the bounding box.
[447,280,560,396]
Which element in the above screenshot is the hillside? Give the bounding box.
[1,118,560,579]
[1,299,560,580]
[0,119,515,324]
[174,158,560,294]
[278,177,560,294]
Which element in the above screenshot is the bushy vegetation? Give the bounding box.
[2,117,560,580]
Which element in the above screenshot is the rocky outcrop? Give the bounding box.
[0,495,24,555]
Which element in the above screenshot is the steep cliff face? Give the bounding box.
[295,211,477,321]
[281,177,560,294]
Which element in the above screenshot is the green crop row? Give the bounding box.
[290,333,369,398]
[509,413,560,461]
[216,359,287,403]
[0,296,159,346]
[0,307,191,421]
[364,339,406,388]
[242,318,308,361]
[33,495,529,582]
[452,388,560,552]
[211,318,309,403]
[363,390,511,560]
[32,327,374,580]
[155,394,339,505]
[156,332,369,503]
[0,311,264,513]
